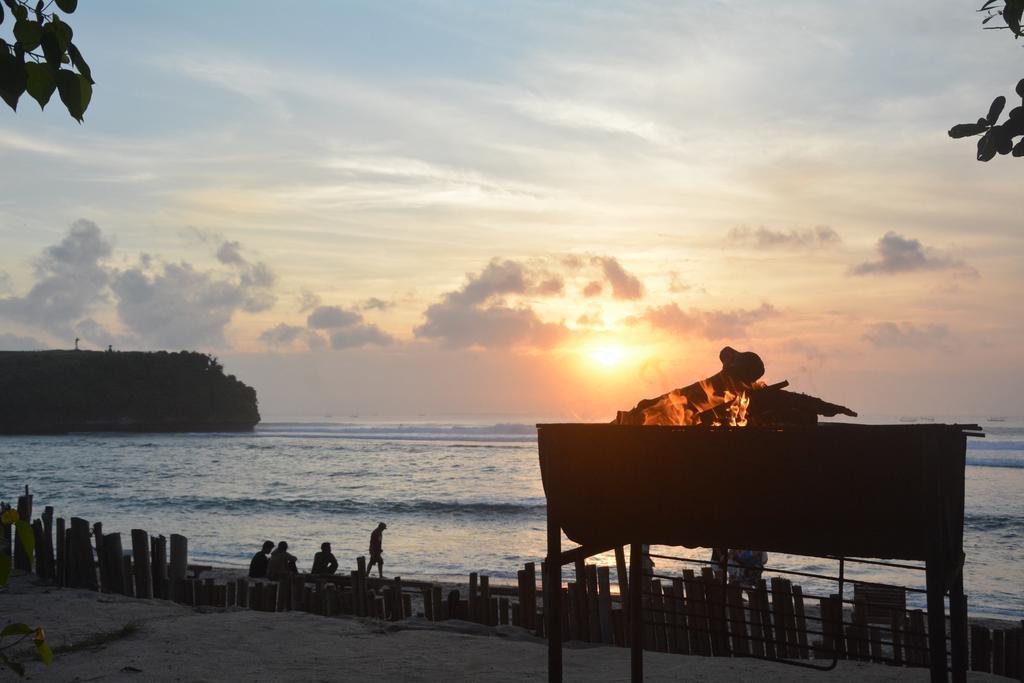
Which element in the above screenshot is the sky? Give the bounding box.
[1,1,1022,419]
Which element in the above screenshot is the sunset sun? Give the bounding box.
[588,344,628,368]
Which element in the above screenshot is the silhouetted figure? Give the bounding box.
[267,541,298,580]
[74,337,80,351]
[107,344,113,352]
[367,522,386,579]
[311,542,338,576]
[248,540,274,579]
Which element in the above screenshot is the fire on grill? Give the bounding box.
[612,346,857,427]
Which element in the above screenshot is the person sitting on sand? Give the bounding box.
[311,542,338,576]
[267,541,298,580]
[248,540,274,578]
[367,522,386,579]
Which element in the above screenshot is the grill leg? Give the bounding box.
[925,558,948,683]
[630,542,644,681]
[547,512,562,683]
[949,568,967,683]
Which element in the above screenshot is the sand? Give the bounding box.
[0,572,1006,682]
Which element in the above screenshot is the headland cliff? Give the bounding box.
[0,350,260,433]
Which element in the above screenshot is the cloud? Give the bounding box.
[862,322,952,350]
[582,281,603,297]
[0,332,47,350]
[307,305,362,329]
[215,240,245,265]
[850,232,975,276]
[298,289,321,312]
[414,258,569,349]
[0,219,112,336]
[667,271,691,294]
[362,297,393,311]
[642,302,779,339]
[593,256,644,300]
[259,323,326,349]
[729,225,842,249]
[330,324,392,349]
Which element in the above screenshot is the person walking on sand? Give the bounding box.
[311,542,338,576]
[367,522,386,579]
[267,541,298,580]
[248,540,274,578]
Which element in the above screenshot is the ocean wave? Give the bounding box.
[965,513,1022,531]
[95,493,547,517]
[967,458,1024,469]
[968,441,1024,451]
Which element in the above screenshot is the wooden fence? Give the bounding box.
[2,488,1021,680]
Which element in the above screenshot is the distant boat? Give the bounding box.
[899,417,918,423]
[988,417,1006,422]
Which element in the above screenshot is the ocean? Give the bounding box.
[1,416,1021,619]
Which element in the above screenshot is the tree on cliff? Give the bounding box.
[0,0,92,121]
[948,1,1024,160]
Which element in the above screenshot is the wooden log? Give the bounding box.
[586,565,601,644]
[151,535,167,600]
[41,507,54,579]
[792,585,809,659]
[726,582,750,656]
[479,575,490,625]
[447,589,460,621]
[651,580,668,653]
[54,517,66,586]
[101,533,125,594]
[14,487,32,571]
[393,576,404,620]
[468,572,479,623]
[356,557,368,616]
[769,578,789,658]
[168,534,187,602]
[597,566,614,645]
[703,568,727,656]
[890,609,903,666]
[993,629,1005,676]
[523,562,537,634]
[31,519,45,577]
[756,579,776,659]
[672,578,689,655]
[516,569,528,627]
[69,517,97,590]
[499,596,510,625]
[683,569,710,656]
[422,588,433,621]
[130,529,153,599]
[432,585,444,621]
[92,522,107,590]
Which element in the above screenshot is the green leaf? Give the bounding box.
[34,638,52,665]
[0,49,26,111]
[49,17,73,49]
[986,95,1007,125]
[13,20,42,50]
[24,61,55,108]
[56,67,90,121]
[0,554,11,585]
[15,519,34,561]
[1012,138,1024,156]
[12,4,27,22]
[948,122,988,138]
[0,623,33,637]
[1016,78,1024,100]
[977,131,998,161]
[39,25,63,68]
[56,0,77,12]
[68,42,91,83]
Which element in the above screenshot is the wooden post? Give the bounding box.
[31,520,44,577]
[14,486,32,571]
[651,580,667,653]
[750,588,767,658]
[92,522,106,589]
[684,569,710,656]
[756,579,776,660]
[69,517,97,590]
[169,534,187,601]
[770,578,788,658]
[0,503,9,559]
[586,565,601,644]
[891,610,904,666]
[517,569,529,627]
[524,562,538,635]
[237,578,249,608]
[908,609,927,667]
[469,572,479,623]
[55,517,66,587]
[703,568,726,656]
[727,583,750,656]
[869,626,883,663]
[993,630,1005,677]
[101,533,125,594]
[131,529,153,598]
[792,585,809,659]
[629,542,643,682]
[41,506,54,579]
[447,589,460,622]
[615,546,630,626]
[392,576,404,620]
[432,585,444,621]
[499,596,510,625]
[566,582,578,640]
[479,575,490,625]
[151,535,167,599]
[403,593,412,620]
[573,559,589,642]
[121,554,134,597]
[672,578,689,655]
[356,556,368,617]
[924,556,948,682]
[597,566,613,645]
[290,575,305,612]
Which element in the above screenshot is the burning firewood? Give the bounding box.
[613,346,856,426]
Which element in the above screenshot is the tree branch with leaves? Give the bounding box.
[0,0,92,121]
[949,1,1024,160]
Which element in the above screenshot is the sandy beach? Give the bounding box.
[1,572,1007,682]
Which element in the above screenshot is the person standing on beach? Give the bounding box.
[367,522,386,579]
[311,542,338,576]
[249,540,274,578]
